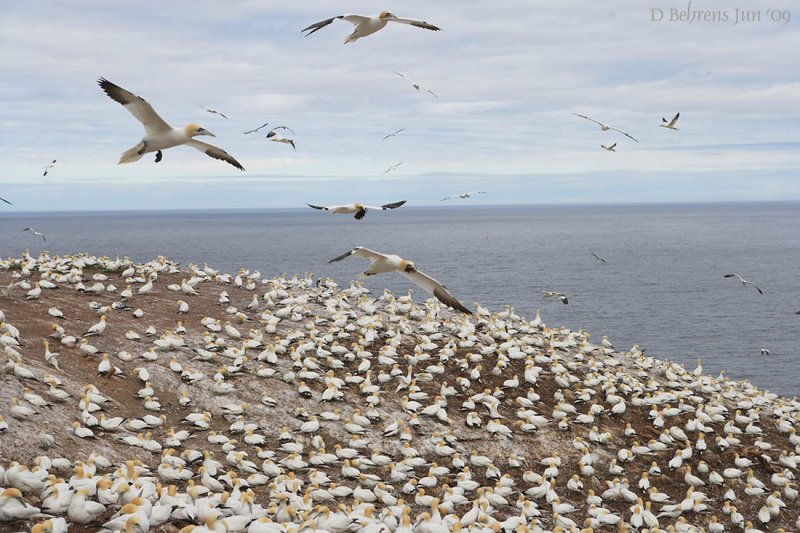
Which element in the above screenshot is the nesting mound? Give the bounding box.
[1,252,798,532]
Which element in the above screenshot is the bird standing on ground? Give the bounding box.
[98,78,244,170]
[302,12,441,43]
[306,201,406,220]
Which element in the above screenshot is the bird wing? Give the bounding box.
[0,196,12,205]
[723,273,743,281]
[669,112,680,127]
[98,78,171,134]
[390,17,442,31]
[186,140,245,171]
[571,113,604,126]
[243,122,269,134]
[270,126,296,134]
[609,143,617,149]
[745,281,764,294]
[302,15,367,35]
[306,203,328,211]
[400,269,471,314]
[609,127,639,143]
[440,195,454,201]
[427,89,439,98]
[328,246,388,264]
[379,200,407,210]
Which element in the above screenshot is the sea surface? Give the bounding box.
[2,203,798,396]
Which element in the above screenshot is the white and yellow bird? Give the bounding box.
[98,78,244,170]
[306,200,406,220]
[302,11,441,43]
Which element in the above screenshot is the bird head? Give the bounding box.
[185,124,215,138]
[379,11,396,19]
[401,261,416,273]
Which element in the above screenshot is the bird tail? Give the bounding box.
[118,144,145,164]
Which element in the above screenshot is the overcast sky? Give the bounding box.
[0,0,798,211]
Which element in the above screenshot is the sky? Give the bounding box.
[0,0,798,211]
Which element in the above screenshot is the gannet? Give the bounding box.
[42,159,56,176]
[440,191,487,201]
[329,246,471,314]
[601,143,617,152]
[382,128,406,140]
[243,122,269,135]
[724,273,763,294]
[393,72,438,97]
[0,195,12,205]
[572,113,639,142]
[98,78,244,170]
[23,227,47,242]
[760,348,770,356]
[591,253,607,264]
[383,161,404,174]
[541,291,569,304]
[266,126,295,150]
[659,112,680,130]
[200,106,228,119]
[302,12,441,43]
[306,200,406,220]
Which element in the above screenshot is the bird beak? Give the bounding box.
[199,129,216,137]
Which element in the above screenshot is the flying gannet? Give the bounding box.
[440,191,487,201]
[200,106,228,119]
[760,348,770,356]
[382,128,406,141]
[393,72,438,97]
[0,195,11,205]
[23,228,46,242]
[659,112,680,130]
[383,161,404,174]
[266,127,296,150]
[591,253,607,264]
[541,291,569,305]
[601,143,617,152]
[572,113,639,143]
[723,273,763,295]
[307,200,406,220]
[98,78,245,170]
[243,122,270,135]
[302,12,441,44]
[329,246,471,314]
[42,159,56,176]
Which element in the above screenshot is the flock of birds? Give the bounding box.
[0,251,799,533]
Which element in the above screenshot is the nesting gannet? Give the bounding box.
[541,291,569,305]
[200,106,228,119]
[393,72,438,97]
[302,12,441,43]
[306,200,406,220]
[659,112,680,130]
[591,253,607,264]
[382,128,406,141]
[383,161,404,174]
[723,273,763,294]
[440,191,487,201]
[243,122,269,135]
[42,159,56,176]
[23,227,47,242]
[601,143,617,152]
[329,246,471,313]
[266,126,296,150]
[98,78,245,170]
[572,113,639,142]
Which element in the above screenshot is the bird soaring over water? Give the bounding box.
[393,72,438,97]
[659,113,680,130]
[723,273,763,294]
[266,127,296,150]
[541,291,569,305]
[23,228,46,242]
[329,246,471,313]
[383,162,404,174]
[302,11,441,43]
[306,201,406,220]
[601,143,617,152]
[243,122,270,135]
[97,78,244,170]
[572,113,639,142]
[382,128,406,141]
[42,159,57,176]
[440,191,487,201]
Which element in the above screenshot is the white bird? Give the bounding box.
[329,246,471,314]
[306,200,406,220]
[440,191,487,201]
[393,72,438,97]
[572,113,639,142]
[42,159,57,176]
[243,122,269,134]
[200,106,228,119]
[541,291,569,305]
[383,161,404,174]
[659,112,680,130]
[98,78,244,170]
[382,128,406,140]
[760,348,770,356]
[724,273,763,294]
[601,143,617,152]
[302,11,441,44]
[266,126,295,150]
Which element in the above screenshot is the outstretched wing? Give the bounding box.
[328,246,388,264]
[186,140,245,171]
[390,17,442,31]
[440,195,454,202]
[98,78,171,134]
[302,14,368,36]
[1,196,13,205]
[400,269,471,314]
[379,200,407,210]
[243,122,269,135]
[609,127,639,143]
[723,273,743,281]
[669,112,680,127]
[571,113,603,127]
[306,204,328,211]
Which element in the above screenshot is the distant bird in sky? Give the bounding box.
[572,113,639,143]
[760,348,770,356]
[723,273,763,294]
[42,159,57,176]
[266,126,296,150]
[302,12,441,44]
[393,72,438,97]
[243,122,270,135]
[98,78,244,170]
[307,200,406,220]
[382,128,406,140]
[23,227,46,242]
[659,112,680,130]
[591,253,607,264]
[200,106,228,119]
[440,191,487,201]
[329,246,471,314]
[383,161,404,174]
[541,291,569,305]
[601,143,617,152]
[0,195,11,205]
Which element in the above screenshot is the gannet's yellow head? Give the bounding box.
[379,11,395,19]
[401,260,416,273]
[184,124,215,138]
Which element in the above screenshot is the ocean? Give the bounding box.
[1,202,798,396]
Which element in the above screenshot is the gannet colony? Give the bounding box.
[1,252,798,532]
